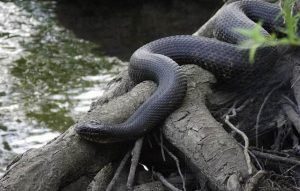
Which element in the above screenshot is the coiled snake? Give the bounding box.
[75,0,294,143]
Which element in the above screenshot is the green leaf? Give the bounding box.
[249,45,258,64]
[236,0,300,63]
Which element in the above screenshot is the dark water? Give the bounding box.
[56,0,221,60]
[0,0,221,175]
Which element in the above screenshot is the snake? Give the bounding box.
[75,0,293,143]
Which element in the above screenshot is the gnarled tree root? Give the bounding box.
[0,64,256,191]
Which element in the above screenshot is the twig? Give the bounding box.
[222,100,238,118]
[248,148,263,170]
[236,99,252,112]
[127,137,144,191]
[153,171,182,191]
[250,147,290,157]
[223,98,251,118]
[282,164,298,175]
[251,150,300,166]
[282,95,299,113]
[162,145,186,191]
[167,174,195,186]
[225,111,253,175]
[154,135,186,191]
[106,151,131,191]
[160,130,166,162]
[255,83,283,147]
[146,135,153,148]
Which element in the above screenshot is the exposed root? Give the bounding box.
[224,108,252,175]
[106,151,131,191]
[244,170,267,191]
[248,149,263,170]
[153,171,182,191]
[154,135,186,191]
[159,130,166,162]
[251,149,300,167]
[127,137,144,191]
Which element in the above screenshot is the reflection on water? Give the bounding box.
[0,0,124,175]
[56,0,221,60]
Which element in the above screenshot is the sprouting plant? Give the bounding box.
[236,0,300,63]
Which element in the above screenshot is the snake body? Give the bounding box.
[76,0,287,143]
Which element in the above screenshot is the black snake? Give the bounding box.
[75,0,293,143]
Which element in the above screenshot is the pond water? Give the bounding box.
[0,0,125,175]
[0,0,220,176]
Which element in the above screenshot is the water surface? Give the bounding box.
[0,0,124,175]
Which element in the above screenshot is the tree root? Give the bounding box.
[127,137,144,191]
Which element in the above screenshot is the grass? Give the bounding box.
[236,0,300,63]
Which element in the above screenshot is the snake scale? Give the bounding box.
[75,0,293,143]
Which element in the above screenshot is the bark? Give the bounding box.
[163,65,253,191]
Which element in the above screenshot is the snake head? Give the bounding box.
[75,120,120,143]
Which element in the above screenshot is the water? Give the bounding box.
[0,0,125,175]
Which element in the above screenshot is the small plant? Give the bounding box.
[236,0,300,63]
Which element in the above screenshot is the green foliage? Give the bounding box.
[237,0,300,63]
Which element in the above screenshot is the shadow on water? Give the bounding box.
[55,0,222,59]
